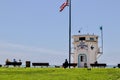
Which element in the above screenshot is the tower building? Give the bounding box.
[72,34,101,67]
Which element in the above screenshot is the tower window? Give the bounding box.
[81,56,84,62]
[90,37,94,41]
[79,37,85,40]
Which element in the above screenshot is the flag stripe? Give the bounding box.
[59,0,68,12]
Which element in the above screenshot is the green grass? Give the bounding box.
[0,68,120,80]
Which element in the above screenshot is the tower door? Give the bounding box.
[78,54,87,67]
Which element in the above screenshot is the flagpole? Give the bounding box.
[68,0,71,68]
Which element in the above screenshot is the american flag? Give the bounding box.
[59,0,69,12]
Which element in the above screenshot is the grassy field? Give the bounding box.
[0,68,120,80]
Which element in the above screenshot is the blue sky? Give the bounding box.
[0,0,120,65]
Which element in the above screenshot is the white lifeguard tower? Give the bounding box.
[72,33,102,67]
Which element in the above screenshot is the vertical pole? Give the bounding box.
[69,0,71,68]
[101,27,103,54]
[100,26,103,54]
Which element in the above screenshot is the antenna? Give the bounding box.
[97,26,103,59]
[100,26,103,54]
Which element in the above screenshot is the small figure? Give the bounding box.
[63,59,68,68]
[19,59,21,62]
[84,63,87,68]
[6,59,10,63]
[5,59,10,67]
[13,59,17,67]
[13,59,17,62]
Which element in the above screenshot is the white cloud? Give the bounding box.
[0,42,68,65]
[0,42,65,55]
